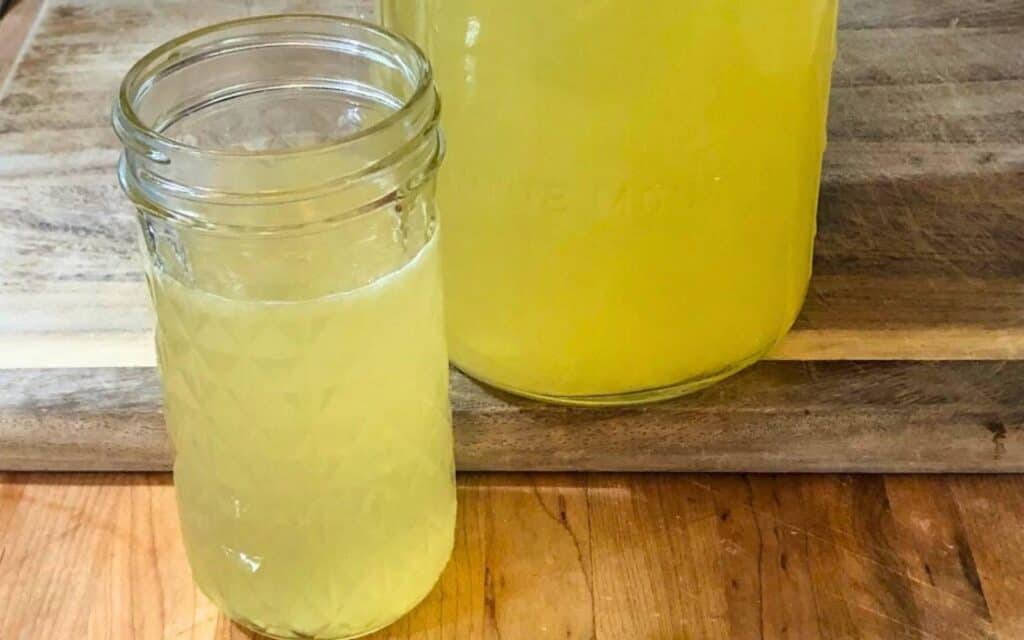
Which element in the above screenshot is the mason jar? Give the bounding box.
[383,2,839,405]
[112,16,453,639]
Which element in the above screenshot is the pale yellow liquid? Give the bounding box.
[152,234,455,639]
[385,2,838,401]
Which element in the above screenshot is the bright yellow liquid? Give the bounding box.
[152,234,455,639]
[385,2,838,401]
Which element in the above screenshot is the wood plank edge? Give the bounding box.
[4,327,1024,370]
[2,363,1022,472]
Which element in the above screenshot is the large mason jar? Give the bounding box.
[383,2,839,405]
[113,16,454,639]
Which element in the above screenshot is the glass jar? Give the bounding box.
[112,16,453,640]
[383,2,839,405]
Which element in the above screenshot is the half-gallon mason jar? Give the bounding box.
[383,2,839,404]
[113,16,453,639]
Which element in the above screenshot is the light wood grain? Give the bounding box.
[2,472,1023,639]
[2,362,1021,472]
[0,0,45,90]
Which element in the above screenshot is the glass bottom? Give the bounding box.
[455,345,774,407]
[228,583,436,640]
[233,617,398,640]
[207,539,450,640]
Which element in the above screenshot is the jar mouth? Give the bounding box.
[113,14,434,162]
[112,14,443,232]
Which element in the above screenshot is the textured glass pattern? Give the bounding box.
[152,236,455,639]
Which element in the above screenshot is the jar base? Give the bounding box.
[229,604,420,640]
[454,346,773,407]
[215,562,446,640]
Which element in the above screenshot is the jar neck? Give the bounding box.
[112,15,442,233]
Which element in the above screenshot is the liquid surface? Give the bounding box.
[385,1,838,400]
[152,234,455,639]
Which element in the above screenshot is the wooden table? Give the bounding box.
[3,472,1024,639]
[1,1,1023,638]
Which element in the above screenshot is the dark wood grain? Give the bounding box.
[2,472,1023,639]
[950,476,1024,639]
[2,362,1021,472]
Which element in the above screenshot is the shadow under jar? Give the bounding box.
[383,1,839,405]
[112,16,453,640]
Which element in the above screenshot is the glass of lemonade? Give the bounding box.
[112,16,454,639]
[383,2,839,405]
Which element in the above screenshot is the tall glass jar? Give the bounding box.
[112,16,453,639]
[383,2,839,405]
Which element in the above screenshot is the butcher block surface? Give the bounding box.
[1,0,1023,470]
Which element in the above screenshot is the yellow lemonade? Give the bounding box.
[384,1,838,402]
[151,233,455,639]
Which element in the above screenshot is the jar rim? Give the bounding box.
[112,13,434,162]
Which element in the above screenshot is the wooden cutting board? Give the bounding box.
[1,0,1022,471]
